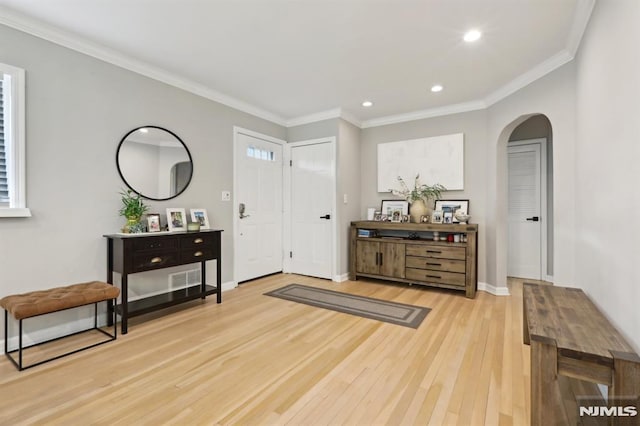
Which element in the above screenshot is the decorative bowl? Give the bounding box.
[454,213,471,224]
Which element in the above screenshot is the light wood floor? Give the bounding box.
[0,275,533,425]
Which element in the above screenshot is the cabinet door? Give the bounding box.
[356,240,379,274]
[380,242,406,278]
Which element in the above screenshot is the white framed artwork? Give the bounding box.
[190,208,210,229]
[166,208,187,232]
[377,133,464,192]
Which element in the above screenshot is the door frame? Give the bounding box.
[232,126,287,285]
[283,137,338,281]
[507,138,548,281]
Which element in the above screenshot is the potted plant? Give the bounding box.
[390,175,445,223]
[119,189,149,233]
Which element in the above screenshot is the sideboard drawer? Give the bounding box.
[180,247,216,263]
[180,234,217,249]
[131,252,180,272]
[405,256,466,273]
[133,237,179,252]
[405,245,466,260]
[405,268,466,287]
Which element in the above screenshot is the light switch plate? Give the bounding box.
[221,191,231,201]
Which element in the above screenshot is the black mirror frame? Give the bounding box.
[116,125,193,201]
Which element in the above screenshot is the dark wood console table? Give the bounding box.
[104,229,223,334]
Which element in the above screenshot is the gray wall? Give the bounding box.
[360,110,489,283]
[574,0,640,351]
[337,119,361,276]
[0,23,285,337]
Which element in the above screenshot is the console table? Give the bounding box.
[104,229,222,334]
[350,221,478,298]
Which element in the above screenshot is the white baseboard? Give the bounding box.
[478,282,511,296]
[544,275,554,283]
[221,281,237,291]
[333,273,350,283]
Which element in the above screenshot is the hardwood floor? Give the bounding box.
[0,275,532,425]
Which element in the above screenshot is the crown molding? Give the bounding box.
[482,49,575,107]
[566,0,596,56]
[1,2,594,131]
[0,7,288,126]
[285,108,342,127]
[360,100,486,129]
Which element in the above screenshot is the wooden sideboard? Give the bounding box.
[350,221,478,298]
[104,229,222,334]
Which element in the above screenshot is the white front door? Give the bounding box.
[235,129,284,283]
[290,140,334,279]
[507,141,544,280]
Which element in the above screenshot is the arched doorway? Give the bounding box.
[502,114,554,282]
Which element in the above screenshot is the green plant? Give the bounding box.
[118,189,149,219]
[390,174,446,203]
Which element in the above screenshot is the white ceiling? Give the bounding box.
[0,0,593,127]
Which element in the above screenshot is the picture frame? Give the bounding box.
[402,215,410,223]
[380,200,409,218]
[390,209,403,222]
[420,215,430,223]
[190,208,210,229]
[146,213,161,233]
[434,199,469,223]
[374,214,388,222]
[166,208,187,232]
[443,211,454,224]
[431,210,443,224]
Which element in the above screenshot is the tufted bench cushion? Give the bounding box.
[0,281,120,320]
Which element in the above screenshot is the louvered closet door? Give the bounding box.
[507,143,542,280]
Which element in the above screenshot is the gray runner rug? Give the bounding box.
[264,284,430,328]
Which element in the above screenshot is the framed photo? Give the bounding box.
[146,213,161,232]
[166,208,187,232]
[434,199,469,223]
[374,214,388,222]
[443,211,454,224]
[390,209,403,222]
[381,200,409,218]
[190,208,210,229]
[431,210,443,224]
[402,215,410,223]
[420,215,430,223]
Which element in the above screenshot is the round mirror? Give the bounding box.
[116,126,193,201]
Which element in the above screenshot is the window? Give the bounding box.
[0,62,30,217]
[246,146,276,162]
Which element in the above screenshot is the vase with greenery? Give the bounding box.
[390,175,446,223]
[118,189,149,233]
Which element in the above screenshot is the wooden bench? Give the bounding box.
[0,281,120,370]
[523,283,640,425]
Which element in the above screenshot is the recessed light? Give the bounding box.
[362,101,374,107]
[139,128,149,133]
[431,85,443,93]
[463,29,482,42]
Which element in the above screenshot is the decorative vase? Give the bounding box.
[123,216,141,233]
[409,199,430,223]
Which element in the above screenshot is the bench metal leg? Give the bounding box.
[2,298,119,371]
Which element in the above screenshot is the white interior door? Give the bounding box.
[290,141,334,279]
[508,142,543,280]
[235,131,283,283]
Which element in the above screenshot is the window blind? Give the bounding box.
[0,78,8,204]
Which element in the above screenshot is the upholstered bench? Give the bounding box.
[1,281,120,370]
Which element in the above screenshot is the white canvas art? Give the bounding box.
[377,133,464,192]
